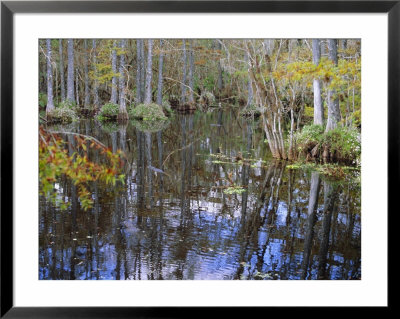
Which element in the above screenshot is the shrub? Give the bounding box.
[295,124,360,165]
[199,91,216,106]
[295,124,324,154]
[323,127,361,164]
[162,100,173,116]
[58,100,77,110]
[97,103,119,121]
[47,104,78,123]
[129,103,167,121]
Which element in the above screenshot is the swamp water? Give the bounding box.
[39,108,361,280]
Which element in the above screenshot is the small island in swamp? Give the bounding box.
[39,39,361,280]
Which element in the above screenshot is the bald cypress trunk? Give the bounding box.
[118,39,128,121]
[181,39,187,104]
[156,39,164,105]
[66,39,75,103]
[245,51,253,107]
[110,41,118,104]
[136,39,143,104]
[312,39,324,125]
[140,41,145,102]
[325,39,341,132]
[188,40,195,104]
[84,39,90,108]
[46,39,55,114]
[144,39,153,104]
[59,39,65,102]
[92,40,99,109]
[216,40,223,91]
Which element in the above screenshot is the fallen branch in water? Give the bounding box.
[162,138,201,167]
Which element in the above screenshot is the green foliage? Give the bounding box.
[47,102,78,123]
[59,100,77,109]
[224,185,246,195]
[295,124,324,153]
[39,93,47,109]
[162,100,173,116]
[129,103,167,121]
[97,103,119,121]
[323,126,361,163]
[39,127,125,211]
[199,91,216,106]
[295,124,360,165]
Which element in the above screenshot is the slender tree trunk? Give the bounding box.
[66,39,75,103]
[59,39,65,102]
[157,39,164,105]
[140,40,145,102]
[75,68,79,107]
[144,39,153,104]
[46,39,55,114]
[136,39,143,104]
[246,52,253,107]
[110,41,118,104]
[188,39,195,104]
[325,39,341,132]
[92,40,99,109]
[312,39,324,125]
[181,39,187,104]
[84,39,90,108]
[216,39,224,91]
[118,39,128,120]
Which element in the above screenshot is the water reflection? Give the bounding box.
[39,109,361,280]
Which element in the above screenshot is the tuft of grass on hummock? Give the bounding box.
[129,103,167,121]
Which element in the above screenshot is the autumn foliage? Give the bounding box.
[39,126,125,210]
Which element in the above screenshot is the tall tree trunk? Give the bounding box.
[46,39,55,114]
[59,39,65,102]
[144,39,153,104]
[140,40,145,102]
[188,39,195,104]
[136,39,143,104]
[181,39,187,104]
[110,41,118,104]
[325,39,341,132]
[156,39,164,105]
[118,39,128,121]
[92,40,99,109]
[75,68,79,107]
[245,51,253,107]
[84,39,90,108]
[312,39,324,125]
[216,39,224,91]
[66,39,75,103]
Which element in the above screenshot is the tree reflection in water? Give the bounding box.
[39,109,361,280]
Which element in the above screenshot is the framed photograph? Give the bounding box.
[1,0,394,317]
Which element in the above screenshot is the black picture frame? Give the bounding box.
[1,0,394,317]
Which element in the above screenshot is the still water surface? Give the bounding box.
[39,108,361,280]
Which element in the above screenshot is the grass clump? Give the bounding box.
[97,103,119,121]
[199,91,216,107]
[295,124,360,166]
[129,103,167,121]
[295,124,324,154]
[47,101,78,123]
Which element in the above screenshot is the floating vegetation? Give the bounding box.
[224,185,246,195]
